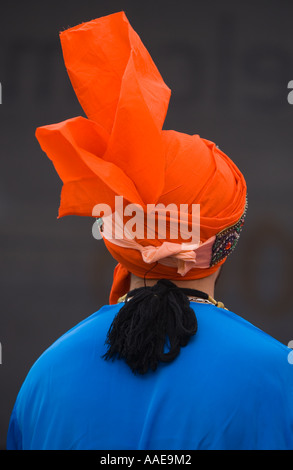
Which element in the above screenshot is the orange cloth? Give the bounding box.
[35,12,247,304]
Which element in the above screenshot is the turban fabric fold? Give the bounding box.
[35,11,247,304]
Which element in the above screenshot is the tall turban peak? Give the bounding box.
[36,11,171,216]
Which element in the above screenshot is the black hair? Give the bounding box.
[102,279,200,375]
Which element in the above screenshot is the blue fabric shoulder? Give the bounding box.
[6,303,293,450]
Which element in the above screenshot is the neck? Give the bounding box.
[129,269,220,299]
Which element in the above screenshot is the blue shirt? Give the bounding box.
[6,302,293,450]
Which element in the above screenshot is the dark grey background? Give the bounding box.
[1,0,293,449]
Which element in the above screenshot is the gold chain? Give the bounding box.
[118,292,227,309]
[188,295,227,310]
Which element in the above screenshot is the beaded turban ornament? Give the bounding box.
[35,11,247,304]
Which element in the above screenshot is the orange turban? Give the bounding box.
[35,11,247,304]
